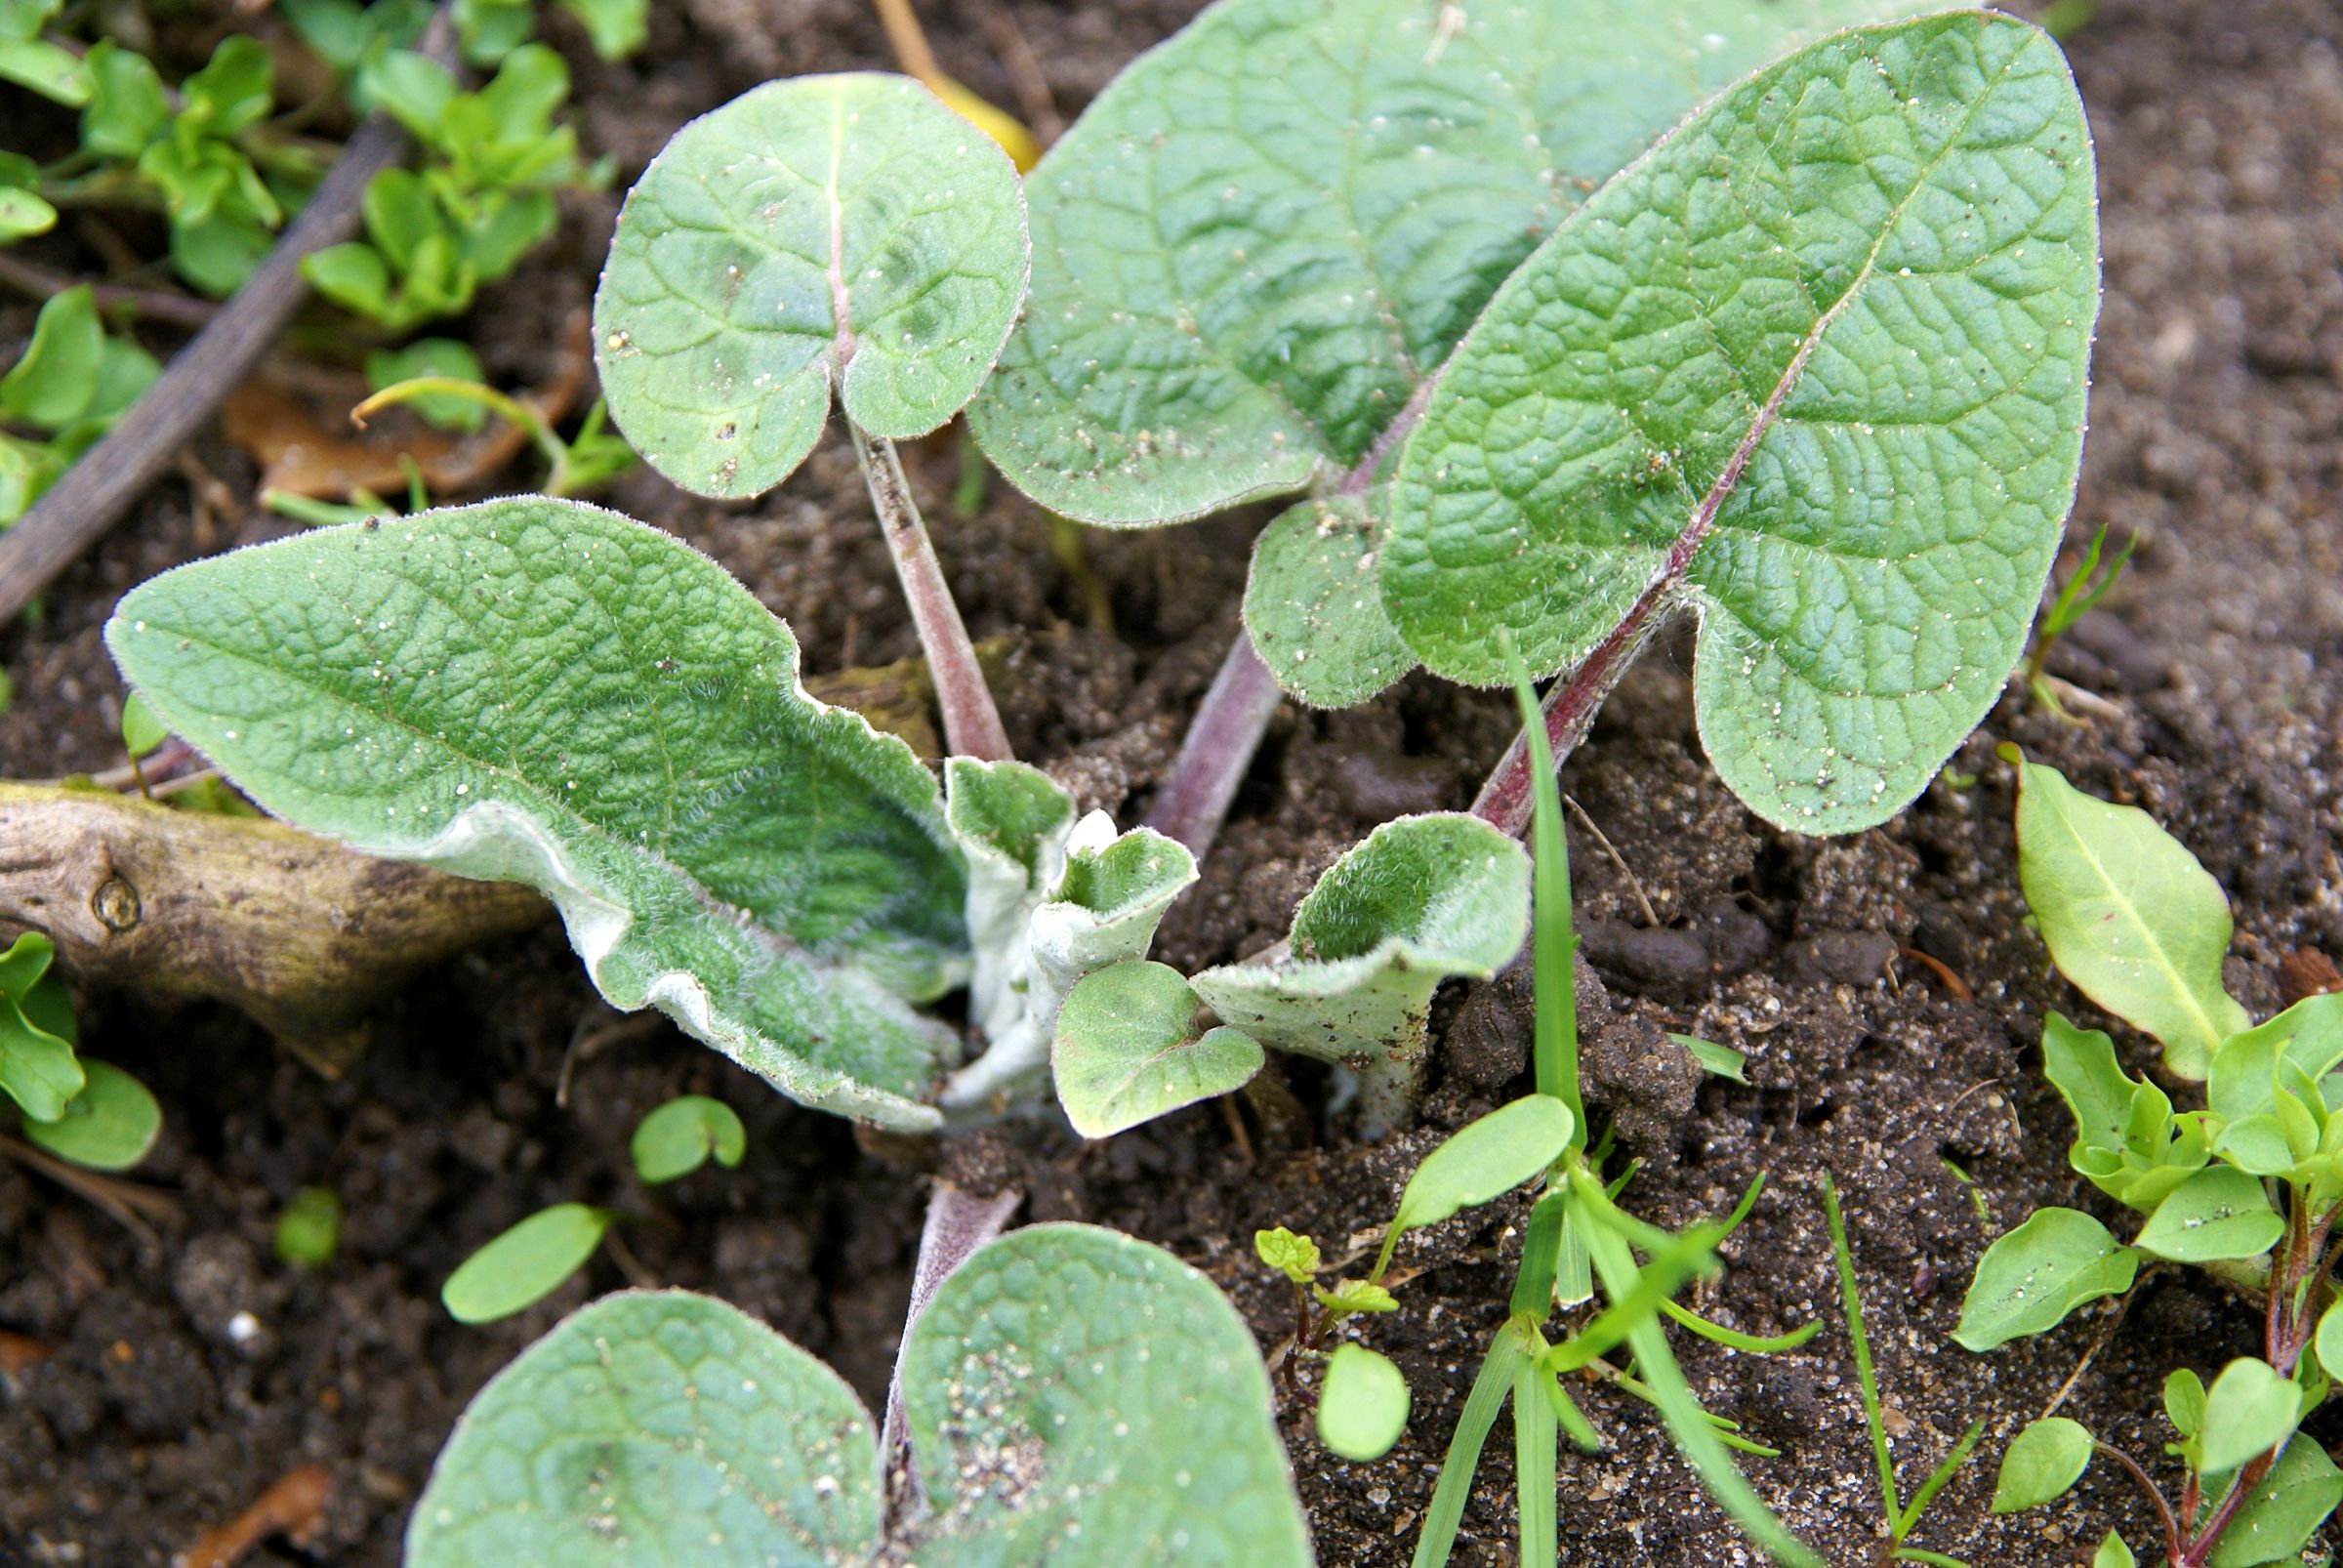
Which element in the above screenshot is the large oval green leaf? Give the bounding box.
[1383,13,2098,833]
[596,72,1028,499]
[902,1224,1312,1566]
[408,1290,885,1566]
[105,499,970,1130]
[972,0,1943,530]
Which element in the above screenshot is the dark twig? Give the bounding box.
[0,7,452,629]
[0,252,221,331]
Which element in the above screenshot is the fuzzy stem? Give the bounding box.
[881,1180,1022,1518]
[1471,608,1670,837]
[849,424,1013,763]
[1145,632,1283,856]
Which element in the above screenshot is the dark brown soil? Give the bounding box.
[5,2,2343,1565]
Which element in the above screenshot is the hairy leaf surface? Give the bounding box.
[1384,12,2097,832]
[1053,960,1262,1137]
[973,0,1943,704]
[106,500,970,1130]
[1191,813,1529,1065]
[902,1224,1312,1566]
[596,72,1027,498]
[409,1290,885,1565]
[411,1229,1309,1565]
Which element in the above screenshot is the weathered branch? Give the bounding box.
[0,782,546,1074]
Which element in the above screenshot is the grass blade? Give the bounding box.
[1822,1172,1900,1520]
[1514,1350,1560,1566]
[1501,635,1583,1140]
[1410,1325,1530,1568]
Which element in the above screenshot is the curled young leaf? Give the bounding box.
[595,72,1028,499]
[2016,758,2250,1078]
[1384,13,2099,834]
[1319,1343,1410,1463]
[1991,1417,2092,1513]
[1052,960,1263,1138]
[946,761,1200,1117]
[107,500,971,1131]
[1254,1225,1321,1286]
[1190,813,1530,1067]
[1953,1207,2139,1352]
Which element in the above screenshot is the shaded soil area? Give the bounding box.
[4,2,2342,1565]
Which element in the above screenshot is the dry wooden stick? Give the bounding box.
[0,8,451,629]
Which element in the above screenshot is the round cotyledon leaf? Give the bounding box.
[595,71,1028,499]
[407,1290,884,1567]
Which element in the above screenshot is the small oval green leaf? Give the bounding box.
[1992,1417,2093,1512]
[2015,759,2250,1078]
[2135,1167,2284,1263]
[595,73,1028,499]
[1052,960,1263,1138]
[441,1203,612,1324]
[2094,1530,2136,1568]
[2197,1357,2300,1478]
[120,691,166,757]
[1393,1094,1574,1236]
[21,1058,159,1171]
[630,1094,748,1185]
[274,1186,342,1268]
[1953,1207,2140,1351]
[2164,1367,2206,1440]
[1319,1343,1410,1462]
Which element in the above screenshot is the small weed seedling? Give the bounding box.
[0,286,158,526]
[1822,1172,1985,1567]
[1257,654,1829,1567]
[0,930,160,1172]
[1962,755,2343,1566]
[303,43,613,331]
[2024,522,2137,719]
[438,1093,748,1323]
[408,1225,1315,1566]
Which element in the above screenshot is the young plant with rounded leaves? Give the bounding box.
[1963,757,2343,1568]
[970,0,2097,859]
[408,1224,1312,1567]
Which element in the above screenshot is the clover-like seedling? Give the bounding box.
[1,286,159,525]
[1960,757,2343,1567]
[970,0,2096,855]
[629,1093,745,1184]
[409,1224,1312,1567]
[593,70,1029,761]
[0,930,161,1172]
